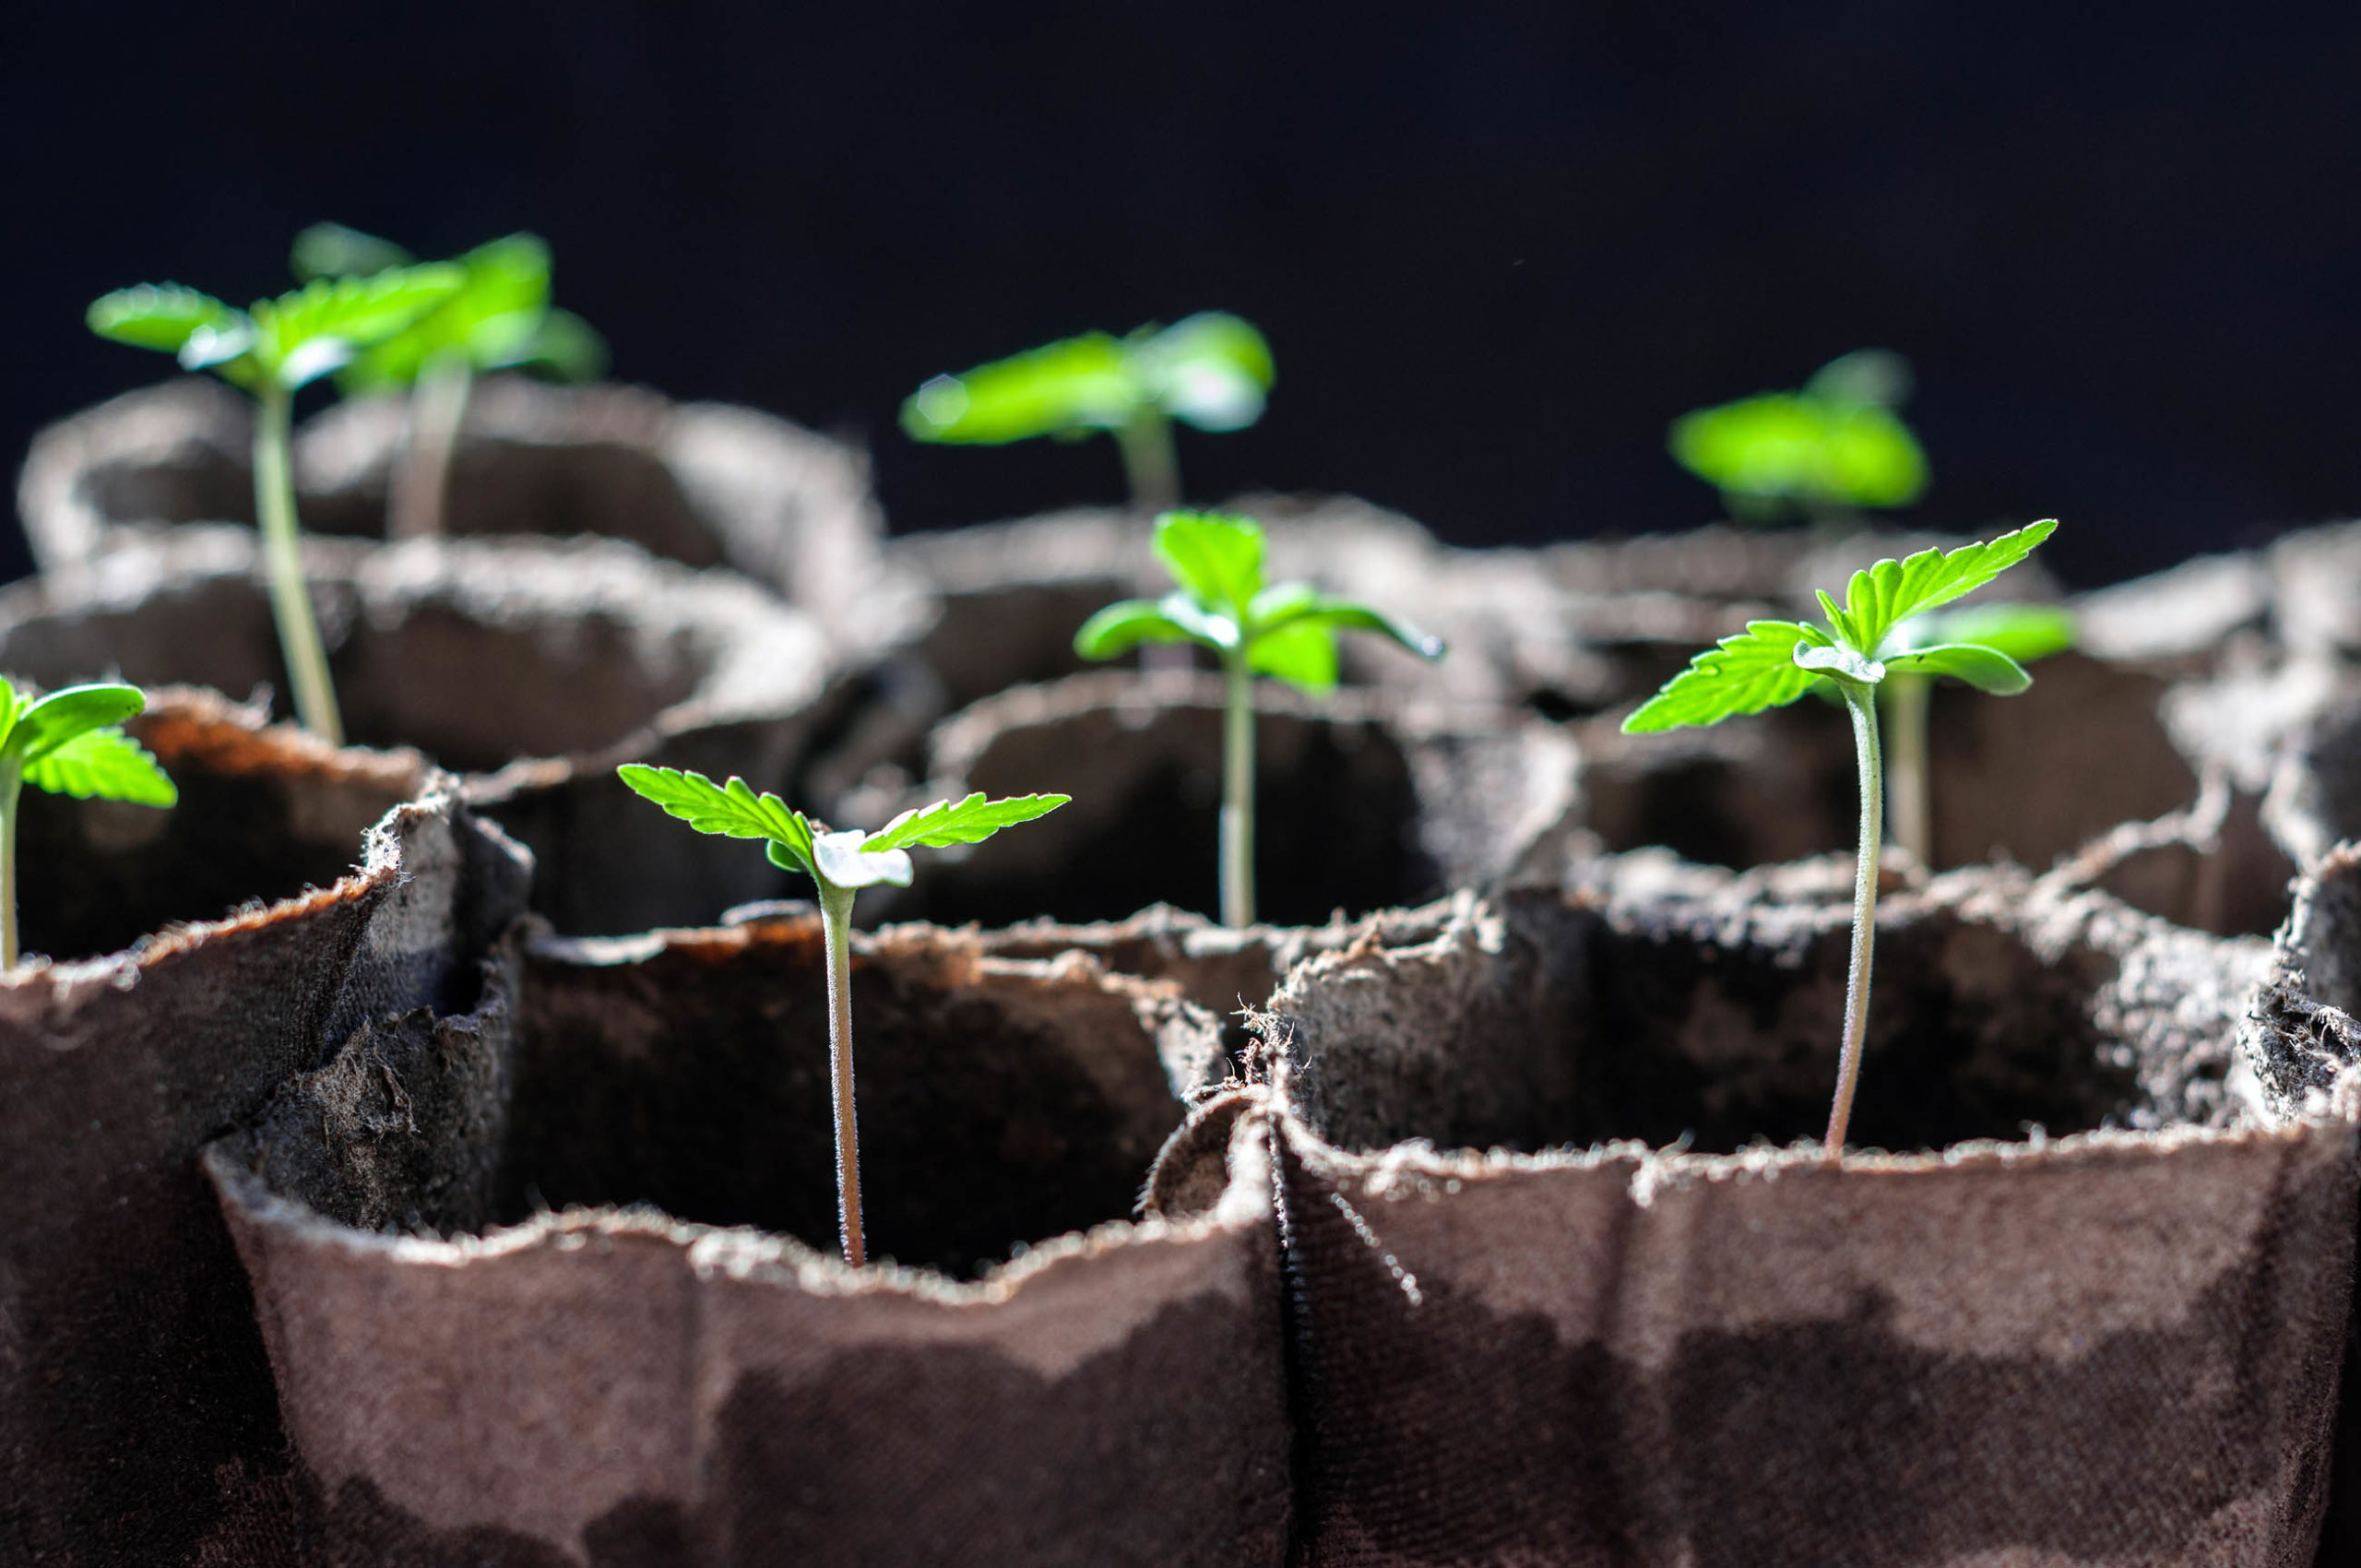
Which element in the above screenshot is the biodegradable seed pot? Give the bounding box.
[18,375,901,636]
[205,916,1291,1567]
[889,669,1579,930]
[1253,851,2357,1567]
[0,688,528,1568]
[0,527,898,935]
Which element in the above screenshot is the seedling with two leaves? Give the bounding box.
[1074,511,1443,928]
[291,223,608,540]
[901,314,1274,508]
[89,264,468,743]
[618,766,1067,1266]
[0,681,176,969]
[1668,349,1930,526]
[1622,518,2057,1158]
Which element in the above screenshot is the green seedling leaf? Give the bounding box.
[1287,600,1447,661]
[1132,312,1275,432]
[617,764,813,860]
[1829,519,2058,656]
[250,264,468,389]
[1668,350,1930,513]
[900,332,1137,444]
[1620,620,1828,732]
[344,233,554,391]
[1881,643,2032,695]
[87,284,247,355]
[9,684,148,763]
[1895,600,2075,663]
[1074,599,1199,659]
[1155,511,1265,613]
[868,791,1071,852]
[1246,620,1340,690]
[291,221,416,281]
[24,729,176,804]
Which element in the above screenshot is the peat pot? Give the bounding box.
[0,527,900,935]
[885,669,1579,930]
[0,688,528,1567]
[18,375,902,637]
[1254,851,2358,1567]
[205,916,1291,1567]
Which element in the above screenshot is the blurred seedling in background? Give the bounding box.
[1669,349,1930,528]
[291,223,608,541]
[617,767,1068,1267]
[1881,600,2075,868]
[1622,519,2057,1159]
[1074,511,1443,928]
[89,265,466,743]
[901,314,1275,508]
[0,681,176,969]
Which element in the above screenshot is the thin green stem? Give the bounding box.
[254,383,344,746]
[387,355,474,541]
[817,879,867,1267]
[0,764,19,970]
[1220,652,1255,929]
[1116,407,1180,510]
[1825,681,1885,1162]
[1885,672,1932,868]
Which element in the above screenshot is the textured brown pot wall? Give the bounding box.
[1255,853,2356,1567]
[0,691,529,1567]
[0,528,879,935]
[17,375,899,632]
[207,917,1291,1567]
[894,670,1579,930]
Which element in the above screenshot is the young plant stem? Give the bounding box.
[0,764,19,969]
[254,383,345,746]
[387,354,474,541]
[1220,651,1256,928]
[1884,672,1932,868]
[1824,681,1885,1161]
[815,879,868,1267]
[1116,407,1180,510]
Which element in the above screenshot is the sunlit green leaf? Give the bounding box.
[291,221,415,281]
[1668,350,1928,512]
[250,263,467,389]
[88,284,247,355]
[1134,312,1275,432]
[1880,642,2033,695]
[899,331,1139,444]
[343,233,554,390]
[1278,599,1446,661]
[1074,599,1198,659]
[616,764,812,863]
[867,791,1071,853]
[1155,511,1265,613]
[1246,619,1338,692]
[1896,601,2074,664]
[23,728,176,805]
[1831,520,2058,656]
[9,683,147,764]
[1620,620,1827,733]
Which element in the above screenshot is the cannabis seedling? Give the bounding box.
[1668,349,1930,526]
[1073,511,1443,928]
[0,681,176,968]
[1621,519,2057,1158]
[901,314,1275,507]
[1881,600,2074,868]
[616,766,1068,1266]
[291,224,608,540]
[89,265,466,743]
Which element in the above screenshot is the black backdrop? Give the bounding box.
[7,1,2360,588]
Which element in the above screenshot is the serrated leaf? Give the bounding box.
[9,683,147,764]
[1155,511,1264,613]
[811,829,914,890]
[1881,642,2033,695]
[1833,520,2058,656]
[291,221,415,281]
[1074,599,1198,659]
[88,284,248,355]
[866,791,1071,853]
[1246,619,1339,692]
[344,233,553,389]
[24,728,176,805]
[251,263,468,389]
[1134,312,1275,432]
[1898,601,2074,663]
[1620,621,1826,733]
[900,332,1139,444]
[616,765,813,867]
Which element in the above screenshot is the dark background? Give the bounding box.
[6,1,2358,588]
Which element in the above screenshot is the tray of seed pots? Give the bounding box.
[1250,842,2356,1567]
[0,686,528,1566]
